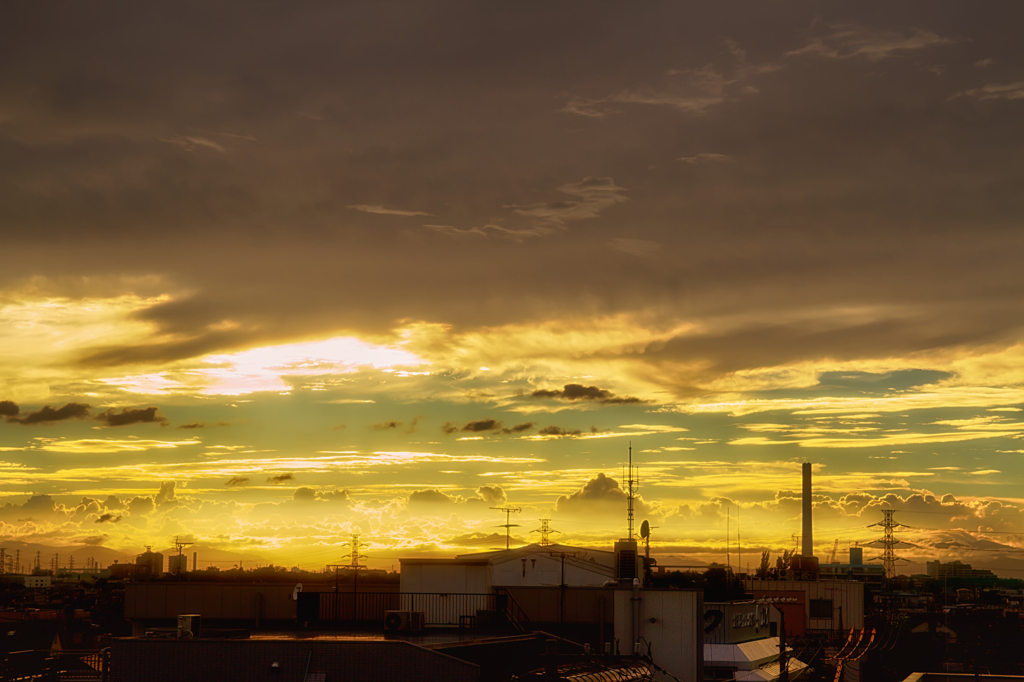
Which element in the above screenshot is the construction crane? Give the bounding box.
[829,539,839,565]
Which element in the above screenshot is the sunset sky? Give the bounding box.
[2,2,1024,574]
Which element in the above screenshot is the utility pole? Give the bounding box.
[174,536,193,579]
[545,548,583,623]
[762,598,792,682]
[490,505,522,550]
[326,564,344,593]
[778,607,788,682]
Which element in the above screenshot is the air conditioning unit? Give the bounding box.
[384,610,425,632]
[384,610,411,631]
[177,614,202,639]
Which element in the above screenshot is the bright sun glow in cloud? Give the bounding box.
[105,336,428,396]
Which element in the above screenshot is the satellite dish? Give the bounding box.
[640,520,650,539]
[291,583,303,601]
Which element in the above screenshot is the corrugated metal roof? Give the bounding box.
[733,657,809,681]
[705,637,789,668]
[563,664,652,681]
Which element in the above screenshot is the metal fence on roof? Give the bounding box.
[311,591,497,627]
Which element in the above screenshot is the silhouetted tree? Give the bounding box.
[756,550,771,579]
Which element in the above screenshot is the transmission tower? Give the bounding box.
[490,505,522,550]
[342,534,369,594]
[532,518,560,546]
[344,534,368,570]
[869,509,909,580]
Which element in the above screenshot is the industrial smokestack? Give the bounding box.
[802,462,813,557]
[193,551,197,572]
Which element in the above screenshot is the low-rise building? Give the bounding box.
[23,575,51,589]
[399,543,617,594]
[926,560,996,581]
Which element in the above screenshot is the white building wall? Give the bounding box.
[614,588,703,682]
[399,561,492,594]
[24,575,52,588]
[491,553,612,587]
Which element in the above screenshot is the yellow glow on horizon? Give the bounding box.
[34,438,202,453]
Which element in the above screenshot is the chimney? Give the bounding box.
[802,462,814,557]
[193,551,197,572]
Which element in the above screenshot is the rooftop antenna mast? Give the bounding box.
[491,505,522,550]
[626,443,639,539]
[532,518,560,547]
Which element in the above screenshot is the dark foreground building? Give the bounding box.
[110,638,480,682]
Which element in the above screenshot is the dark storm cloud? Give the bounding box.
[442,419,508,434]
[638,316,1015,393]
[2,0,1023,387]
[502,422,535,434]
[537,425,582,437]
[6,403,91,425]
[96,406,167,427]
[95,513,121,523]
[461,419,503,433]
[531,384,647,405]
[0,401,18,417]
[267,474,295,484]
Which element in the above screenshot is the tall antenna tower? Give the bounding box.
[869,509,909,580]
[624,443,639,539]
[491,505,522,550]
[532,518,560,546]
